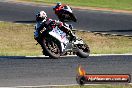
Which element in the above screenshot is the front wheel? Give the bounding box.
[41,37,61,59]
[76,44,90,58]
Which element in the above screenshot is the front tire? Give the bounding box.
[41,37,61,59]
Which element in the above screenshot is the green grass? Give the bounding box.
[0,22,132,56]
[18,0,132,11]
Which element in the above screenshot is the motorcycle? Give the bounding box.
[38,23,90,59]
[53,5,77,22]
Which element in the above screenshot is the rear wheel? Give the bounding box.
[69,13,77,22]
[76,44,90,58]
[41,37,61,59]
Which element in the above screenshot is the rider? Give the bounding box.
[53,2,65,15]
[34,11,76,44]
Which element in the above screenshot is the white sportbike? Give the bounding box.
[39,24,90,59]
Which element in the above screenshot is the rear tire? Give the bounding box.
[76,44,90,58]
[69,13,77,22]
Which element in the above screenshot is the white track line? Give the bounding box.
[25,54,132,58]
[11,84,78,88]
[90,54,132,56]
[4,83,132,88]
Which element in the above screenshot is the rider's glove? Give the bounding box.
[50,21,56,26]
[69,24,73,29]
[56,20,63,28]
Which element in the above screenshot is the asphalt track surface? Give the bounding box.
[0,1,132,36]
[0,55,132,87]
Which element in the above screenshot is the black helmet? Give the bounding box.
[56,2,61,6]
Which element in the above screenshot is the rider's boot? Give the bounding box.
[59,24,76,42]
